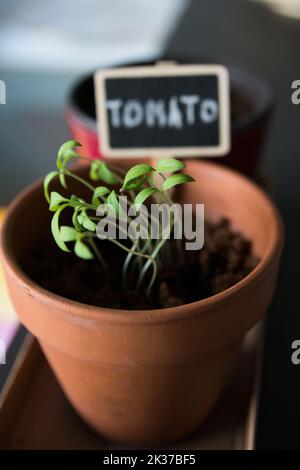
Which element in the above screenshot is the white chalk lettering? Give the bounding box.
[145,99,167,128]
[201,99,219,123]
[123,100,144,128]
[179,95,200,125]
[106,99,123,127]
[106,95,219,129]
[168,96,183,129]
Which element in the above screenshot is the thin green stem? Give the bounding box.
[64,170,95,192]
[87,237,107,271]
[122,239,139,289]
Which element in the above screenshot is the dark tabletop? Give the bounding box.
[166,0,300,449]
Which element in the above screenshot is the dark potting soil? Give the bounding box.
[23,218,260,310]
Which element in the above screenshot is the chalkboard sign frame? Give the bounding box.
[94,64,230,158]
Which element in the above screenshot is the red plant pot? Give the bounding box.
[66,58,273,177]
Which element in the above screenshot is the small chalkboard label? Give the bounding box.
[94,64,230,158]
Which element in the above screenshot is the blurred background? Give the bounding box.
[0,0,188,202]
[1,0,300,449]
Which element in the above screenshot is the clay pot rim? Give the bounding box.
[1,161,284,326]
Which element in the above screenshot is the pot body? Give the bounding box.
[1,161,283,445]
[66,58,272,177]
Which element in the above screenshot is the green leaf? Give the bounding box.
[123,164,153,190]
[49,191,69,211]
[57,140,81,170]
[72,208,83,231]
[51,204,70,252]
[89,161,99,181]
[44,171,58,203]
[134,188,158,209]
[74,239,94,260]
[162,174,195,192]
[99,162,118,184]
[92,186,110,205]
[58,140,81,159]
[121,176,147,192]
[89,161,118,185]
[89,162,97,180]
[134,176,148,190]
[69,194,81,208]
[59,172,67,189]
[60,226,77,242]
[106,190,120,215]
[156,158,185,173]
[77,211,97,231]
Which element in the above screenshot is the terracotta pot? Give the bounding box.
[66,57,273,177]
[0,161,283,445]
